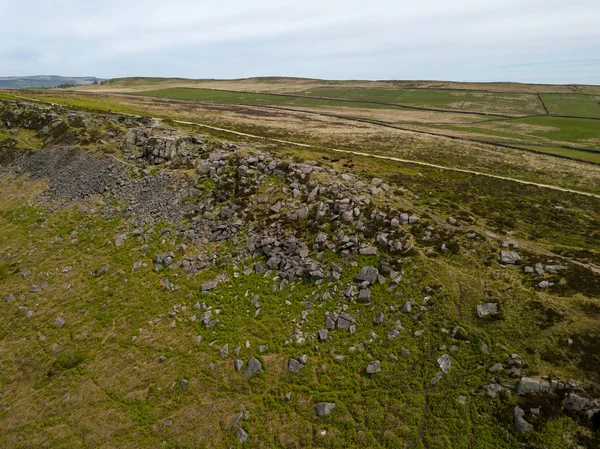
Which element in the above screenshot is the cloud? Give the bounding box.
[0,0,598,83]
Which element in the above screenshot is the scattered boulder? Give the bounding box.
[477,303,498,317]
[437,354,451,373]
[234,359,244,372]
[245,357,264,378]
[356,266,379,283]
[315,402,336,416]
[288,358,305,373]
[54,316,65,328]
[237,428,249,443]
[514,406,534,433]
[366,361,381,374]
[499,251,520,265]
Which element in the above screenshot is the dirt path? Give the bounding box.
[11,94,600,199]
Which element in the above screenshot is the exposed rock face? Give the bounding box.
[124,127,206,164]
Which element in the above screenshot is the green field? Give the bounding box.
[135,87,396,111]
[298,87,546,116]
[541,93,600,118]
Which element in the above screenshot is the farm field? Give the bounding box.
[541,93,600,118]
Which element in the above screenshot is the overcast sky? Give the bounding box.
[1,0,599,84]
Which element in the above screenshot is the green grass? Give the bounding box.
[518,145,600,164]
[512,116,600,147]
[297,87,545,116]
[541,93,600,118]
[135,87,397,111]
[1,102,599,447]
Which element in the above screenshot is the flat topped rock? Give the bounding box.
[499,251,520,265]
[356,266,379,283]
[315,402,336,416]
[477,303,498,317]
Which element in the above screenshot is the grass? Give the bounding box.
[297,87,545,116]
[135,87,401,111]
[541,94,600,118]
[0,101,599,447]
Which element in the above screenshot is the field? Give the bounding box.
[128,83,600,164]
[1,78,599,448]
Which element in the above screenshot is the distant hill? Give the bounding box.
[0,75,104,89]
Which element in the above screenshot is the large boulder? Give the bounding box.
[245,357,264,378]
[499,251,520,265]
[315,402,336,416]
[514,406,534,433]
[477,303,498,317]
[356,266,379,283]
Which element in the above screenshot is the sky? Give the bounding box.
[1,0,599,84]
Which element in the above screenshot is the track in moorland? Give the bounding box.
[132,95,600,165]
[10,94,600,200]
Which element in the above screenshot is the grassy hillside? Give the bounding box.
[0,96,599,448]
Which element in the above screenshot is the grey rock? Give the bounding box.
[359,246,378,256]
[234,359,244,372]
[202,279,219,291]
[356,266,379,283]
[431,372,443,384]
[437,354,451,373]
[477,303,498,317]
[499,251,520,265]
[180,379,189,390]
[564,393,596,413]
[401,300,413,313]
[514,406,534,433]
[486,383,502,396]
[288,358,304,373]
[358,288,371,303]
[218,344,229,358]
[315,232,328,244]
[318,329,329,341]
[315,402,336,416]
[237,428,249,443]
[489,363,503,372]
[54,316,65,328]
[245,357,264,377]
[517,377,541,395]
[374,312,385,325]
[366,360,381,374]
[114,233,127,247]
